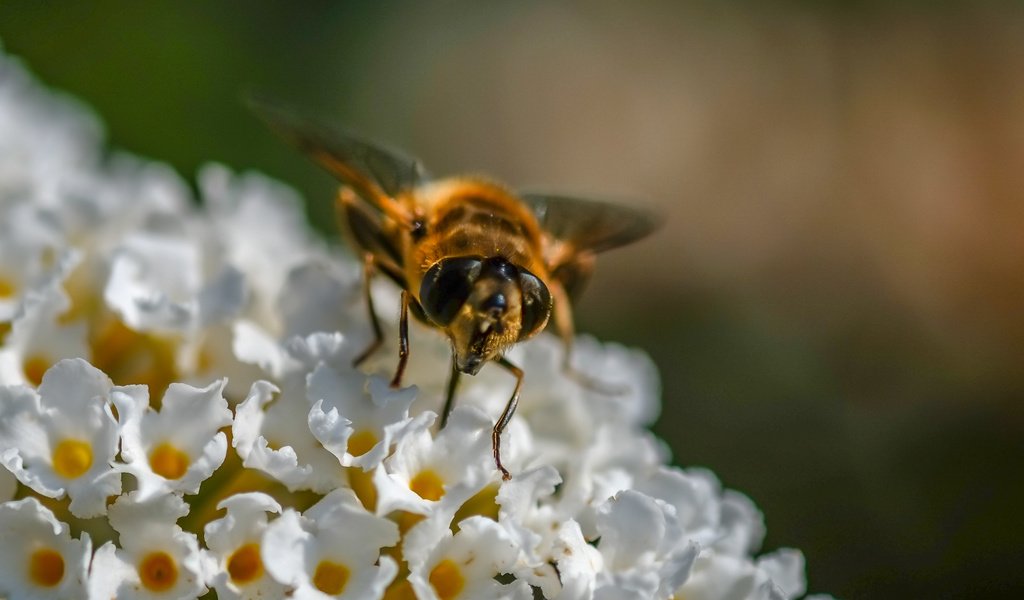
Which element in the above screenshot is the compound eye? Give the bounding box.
[518,269,552,340]
[420,257,482,326]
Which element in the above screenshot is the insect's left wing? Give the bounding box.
[520,192,661,299]
[247,95,429,218]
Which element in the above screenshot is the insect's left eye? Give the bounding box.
[420,257,482,326]
[518,269,551,340]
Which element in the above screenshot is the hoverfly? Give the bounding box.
[250,99,658,479]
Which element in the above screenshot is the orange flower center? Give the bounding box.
[226,543,263,584]
[28,548,65,587]
[348,429,378,457]
[52,439,92,479]
[429,558,465,600]
[312,560,350,595]
[138,551,178,592]
[410,469,445,501]
[149,442,189,480]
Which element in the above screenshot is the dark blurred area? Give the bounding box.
[3,2,1023,597]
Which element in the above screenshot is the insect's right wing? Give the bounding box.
[246,95,429,219]
[521,193,661,300]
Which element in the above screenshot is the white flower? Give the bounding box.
[232,378,346,493]
[198,163,322,334]
[675,549,809,600]
[373,406,494,518]
[104,230,245,334]
[203,492,286,600]
[407,516,531,600]
[0,358,121,517]
[88,492,209,600]
[593,489,699,600]
[757,549,808,600]
[275,258,363,339]
[114,378,232,499]
[0,203,69,323]
[0,497,92,599]
[549,520,604,600]
[307,366,417,471]
[261,489,399,599]
[492,465,604,597]
[635,466,766,556]
[0,250,87,387]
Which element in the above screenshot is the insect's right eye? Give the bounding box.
[420,257,482,326]
[517,268,551,339]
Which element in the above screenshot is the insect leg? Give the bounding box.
[352,252,384,368]
[440,353,462,429]
[549,280,625,395]
[492,356,524,481]
[389,290,410,388]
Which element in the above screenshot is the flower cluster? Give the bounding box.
[0,44,833,600]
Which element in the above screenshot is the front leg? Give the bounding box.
[390,290,410,388]
[439,352,462,429]
[492,356,524,481]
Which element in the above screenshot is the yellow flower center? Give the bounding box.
[383,580,418,600]
[138,551,178,592]
[429,558,465,600]
[348,467,377,513]
[312,560,350,595]
[226,543,263,585]
[397,511,426,535]
[90,317,180,405]
[52,439,93,479]
[410,469,445,501]
[23,354,50,387]
[28,548,65,587]
[453,483,500,531]
[348,429,378,457]
[0,275,17,299]
[149,442,189,480]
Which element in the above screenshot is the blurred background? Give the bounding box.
[2,2,1022,597]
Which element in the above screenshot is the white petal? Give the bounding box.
[756,548,806,600]
[205,492,286,600]
[86,542,137,600]
[104,233,201,332]
[307,366,416,471]
[116,379,231,499]
[197,265,246,326]
[551,520,601,600]
[260,509,310,590]
[597,490,665,571]
[103,493,209,598]
[0,498,91,599]
[232,321,294,379]
[0,362,123,517]
[231,380,279,460]
[35,358,112,416]
[205,492,282,553]
[232,380,331,491]
[305,489,400,563]
[277,259,361,338]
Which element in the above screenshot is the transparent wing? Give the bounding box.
[520,192,660,254]
[247,94,429,199]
